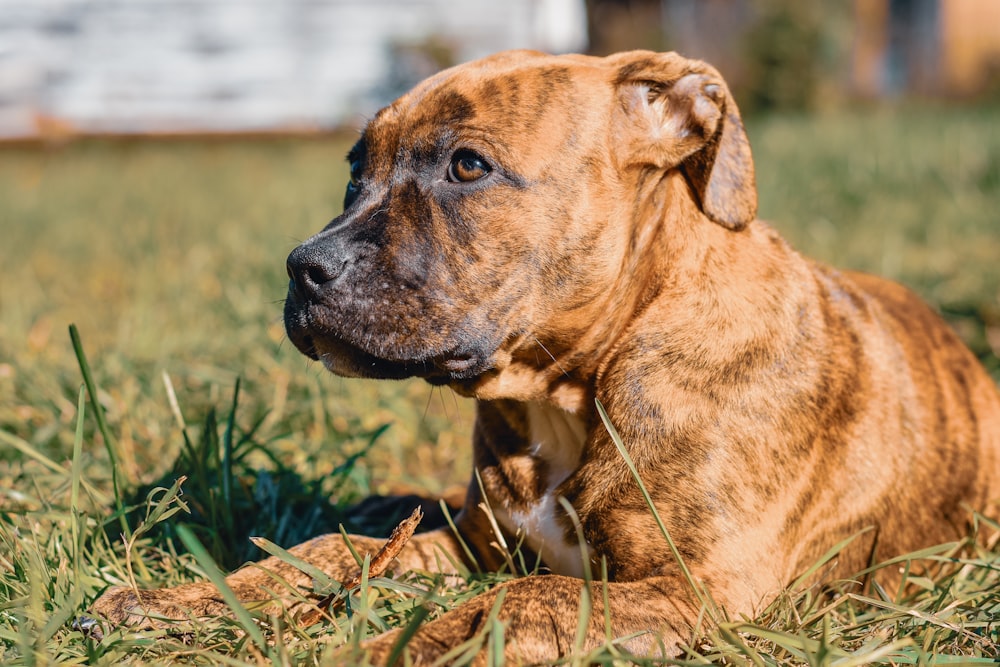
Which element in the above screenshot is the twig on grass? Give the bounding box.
[296,506,423,627]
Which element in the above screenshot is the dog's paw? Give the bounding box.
[79,583,226,639]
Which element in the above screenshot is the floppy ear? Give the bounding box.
[612,52,757,230]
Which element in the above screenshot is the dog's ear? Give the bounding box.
[612,52,757,230]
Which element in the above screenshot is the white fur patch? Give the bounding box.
[493,402,593,577]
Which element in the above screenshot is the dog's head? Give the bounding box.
[283,50,756,402]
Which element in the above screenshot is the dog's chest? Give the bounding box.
[493,402,592,577]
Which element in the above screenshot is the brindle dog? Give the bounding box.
[87,50,1000,662]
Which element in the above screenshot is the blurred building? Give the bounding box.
[853,0,1000,97]
[591,0,1000,110]
[0,0,587,138]
[3,0,998,139]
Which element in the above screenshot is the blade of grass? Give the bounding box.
[731,623,853,661]
[599,557,615,648]
[38,588,83,648]
[595,398,713,618]
[222,378,239,512]
[384,603,432,667]
[367,577,446,602]
[70,386,86,510]
[0,428,106,504]
[439,498,478,574]
[69,323,130,538]
[161,369,188,431]
[830,638,915,667]
[431,587,508,667]
[249,536,337,591]
[345,554,393,641]
[786,529,871,592]
[851,542,962,581]
[70,386,86,562]
[557,495,594,661]
[488,612,506,667]
[175,523,268,652]
[338,524,365,569]
[122,479,189,585]
[715,624,767,667]
[473,468,516,574]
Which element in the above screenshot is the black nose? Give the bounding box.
[286,243,343,302]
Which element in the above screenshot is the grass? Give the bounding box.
[1,104,999,664]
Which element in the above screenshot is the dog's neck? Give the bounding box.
[619,172,806,364]
[488,400,591,577]
[459,173,802,414]
[525,401,589,487]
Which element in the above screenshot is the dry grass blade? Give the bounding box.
[297,506,423,627]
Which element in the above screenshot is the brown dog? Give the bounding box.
[88,50,1000,662]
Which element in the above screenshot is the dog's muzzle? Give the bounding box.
[285,241,351,307]
[283,241,498,384]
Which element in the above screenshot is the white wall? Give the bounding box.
[0,0,587,137]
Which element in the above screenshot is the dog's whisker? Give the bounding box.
[531,336,571,379]
[420,385,435,427]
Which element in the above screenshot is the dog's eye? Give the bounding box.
[447,150,491,183]
[344,182,359,209]
[344,159,362,208]
[349,159,363,186]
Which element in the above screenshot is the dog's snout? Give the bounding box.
[286,243,344,301]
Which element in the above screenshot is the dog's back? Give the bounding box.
[849,268,1000,498]
[804,265,1000,570]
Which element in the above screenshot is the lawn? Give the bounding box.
[1,105,999,664]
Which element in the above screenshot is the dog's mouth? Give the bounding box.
[293,330,495,385]
[283,268,505,386]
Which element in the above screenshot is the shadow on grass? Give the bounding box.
[66,324,458,572]
[120,382,461,571]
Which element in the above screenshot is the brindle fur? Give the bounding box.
[87,50,1000,662]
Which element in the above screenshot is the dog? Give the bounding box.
[87,49,1000,662]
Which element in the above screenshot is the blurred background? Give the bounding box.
[1,0,999,560]
[2,0,1000,137]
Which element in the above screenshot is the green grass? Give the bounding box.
[1,105,999,664]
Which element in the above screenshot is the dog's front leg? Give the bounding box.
[357,574,700,664]
[84,527,467,635]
